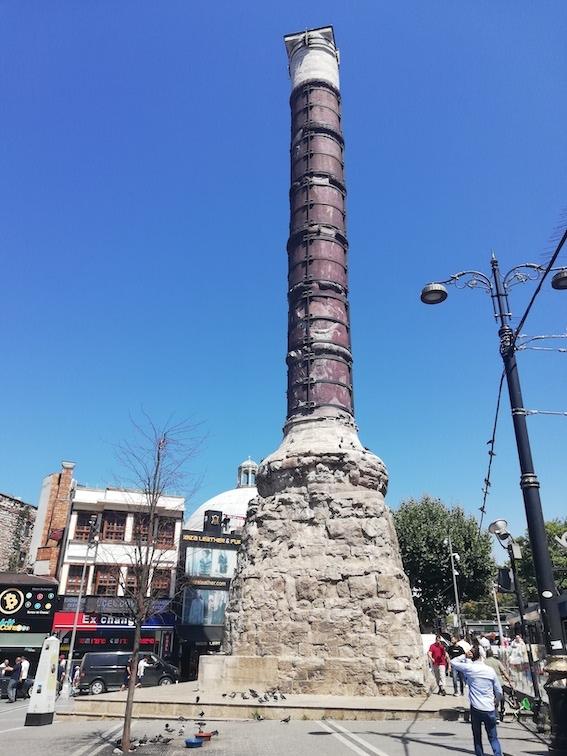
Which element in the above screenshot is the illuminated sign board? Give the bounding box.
[0,585,57,633]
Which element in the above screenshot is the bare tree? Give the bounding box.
[111,415,202,753]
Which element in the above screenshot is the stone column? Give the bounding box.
[206,27,426,697]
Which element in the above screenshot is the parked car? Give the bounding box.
[77,652,178,695]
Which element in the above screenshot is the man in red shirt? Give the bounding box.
[428,635,449,696]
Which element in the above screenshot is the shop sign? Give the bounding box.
[62,596,170,614]
[183,531,241,547]
[189,577,231,590]
[0,585,56,633]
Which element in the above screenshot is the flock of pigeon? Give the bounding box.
[221,689,292,723]
[222,688,287,704]
[112,716,219,752]
[112,689,293,751]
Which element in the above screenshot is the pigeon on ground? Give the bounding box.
[198,710,205,717]
[241,692,249,700]
[249,689,259,698]
[178,716,187,722]
[195,721,206,730]
[254,713,265,721]
[222,692,228,697]
[258,696,266,703]
[280,694,287,700]
[281,715,291,723]
[195,696,200,703]
[138,735,148,744]
[162,737,172,745]
[164,723,174,733]
[178,728,185,736]
[210,730,219,736]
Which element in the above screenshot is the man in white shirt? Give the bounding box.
[20,656,30,681]
[136,656,150,688]
[451,646,503,756]
[20,655,31,698]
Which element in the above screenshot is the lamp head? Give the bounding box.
[420,283,448,305]
[488,519,510,538]
[551,269,567,291]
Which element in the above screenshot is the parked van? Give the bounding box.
[78,652,178,695]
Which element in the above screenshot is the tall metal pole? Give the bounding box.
[508,542,542,702]
[60,516,98,700]
[490,256,566,657]
[447,535,462,633]
[492,585,504,648]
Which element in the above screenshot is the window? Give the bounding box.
[101,511,126,542]
[157,518,176,548]
[74,512,96,541]
[126,567,143,595]
[151,569,171,598]
[133,514,150,544]
[66,565,84,595]
[94,566,120,596]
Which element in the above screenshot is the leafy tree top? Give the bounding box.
[393,495,495,626]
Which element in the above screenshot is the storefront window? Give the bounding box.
[101,511,126,542]
[182,586,229,625]
[94,566,120,595]
[185,546,237,578]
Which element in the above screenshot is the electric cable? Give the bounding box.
[478,370,506,534]
[513,226,567,342]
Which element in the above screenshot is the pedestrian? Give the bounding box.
[20,654,31,698]
[136,655,150,688]
[447,635,466,696]
[0,659,11,677]
[57,655,66,696]
[120,658,133,691]
[451,646,503,756]
[428,635,449,696]
[6,657,22,703]
[484,647,513,722]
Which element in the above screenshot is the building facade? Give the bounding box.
[30,461,184,661]
[177,459,256,680]
[0,493,36,572]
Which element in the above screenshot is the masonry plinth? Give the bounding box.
[200,27,426,696]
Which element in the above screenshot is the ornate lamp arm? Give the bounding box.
[440,270,493,293]
[502,263,545,290]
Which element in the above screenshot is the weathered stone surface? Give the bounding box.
[220,419,427,696]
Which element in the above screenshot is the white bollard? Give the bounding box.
[25,635,60,726]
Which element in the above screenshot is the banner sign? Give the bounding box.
[182,531,241,548]
[0,585,57,633]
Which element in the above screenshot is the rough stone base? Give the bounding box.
[219,415,427,696]
[199,653,425,696]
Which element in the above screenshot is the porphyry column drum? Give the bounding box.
[200,27,426,697]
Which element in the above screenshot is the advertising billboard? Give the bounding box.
[185,546,237,579]
[182,586,229,626]
[0,585,57,633]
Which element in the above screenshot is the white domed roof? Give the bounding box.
[184,483,257,532]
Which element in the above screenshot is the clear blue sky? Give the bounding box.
[1,2,566,540]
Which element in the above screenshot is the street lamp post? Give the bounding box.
[489,519,542,705]
[60,514,99,700]
[421,256,567,752]
[444,535,462,634]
